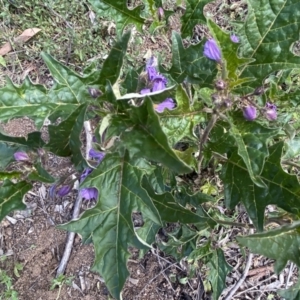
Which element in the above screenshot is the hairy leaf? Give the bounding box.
[0,180,32,222]
[0,131,45,149]
[238,0,300,89]
[159,85,205,146]
[208,249,232,300]
[0,77,74,128]
[46,104,88,171]
[278,277,300,300]
[238,221,300,273]
[96,31,131,87]
[111,96,192,174]
[28,163,56,183]
[59,151,162,300]
[162,32,218,86]
[88,0,145,33]
[228,116,279,188]
[208,20,253,87]
[180,0,211,38]
[222,142,300,231]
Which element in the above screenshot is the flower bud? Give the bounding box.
[57,185,72,197]
[80,187,98,200]
[215,79,227,90]
[253,86,264,96]
[88,87,102,98]
[243,106,257,121]
[14,151,29,161]
[158,7,164,21]
[203,39,221,62]
[265,102,277,121]
[230,34,239,43]
[211,93,221,105]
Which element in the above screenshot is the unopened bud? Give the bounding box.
[88,87,102,98]
[211,93,222,105]
[14,151,30,161]
[215,79,227,90]
[158,7,164,21]
[253,86,264,96]
[222,98,232,108]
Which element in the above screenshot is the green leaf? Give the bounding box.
[87,0,145,33]
[278,277,300,300]
[284,138,300,160]
[222,142,300,231]
[0,171,21,180]
[228,116,279,188]
[159,85,205,146]
[238,221,300,274]
[238,0,300,89]
[180,0,211,38]
[0,143,27,169]
[0,180,32,222]
[96,31,131,87]
[28,163,56,183]
[162,32,218,85]
[207,20,253,87]
[59,151,162,300]
[0,131,45,149]
[142,177,212,225]
[0,55,6,67]
[159,225,198,260]
[42,52,96,105]
[46,104,88,171]
[208,249,232,300]
[112,96,192,174]
[0,77,59,128]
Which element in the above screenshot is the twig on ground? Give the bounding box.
[223,219,254,300]
[153,248,176,293]
[285,262,295,289]
[135,261,179,299]
[56,121,93,277]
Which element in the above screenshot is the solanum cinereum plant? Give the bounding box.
[2,0,300,299]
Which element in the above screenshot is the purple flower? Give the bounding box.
[230,34,239,43]
[80,187,98,200]
[140,88,151,95]
[14,151,29,161]
[158,7,164,21]
[203,39,221,62]
[243,106,257,121]
[265,102,277,121]
[146,66,157,81]
[152,75,167,92]
[155,98,176,113]
[57,185,72,197]
[89,149,105,162]
[80,168,93,183]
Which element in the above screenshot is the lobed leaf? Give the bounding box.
[59,151,162,300]
[0,180,32,222]
[162,32,218,86]
[180,0,211,38]
[222,142,300,231]
[208,249,232,300]
[46,104,88,171]
[238,221,300,274]
[88,0,145,33]
[159,85,205,146]
[238,0,300,90]
[111,96,192,174]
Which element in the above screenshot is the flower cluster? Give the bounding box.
[141,57,176,112]
[203,34,239,62]
[54,148,105,201]
[243,102,277,122]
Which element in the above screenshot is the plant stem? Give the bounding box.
[197,113,218,174]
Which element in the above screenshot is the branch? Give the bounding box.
[56,121,93,277]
